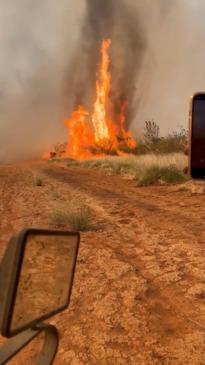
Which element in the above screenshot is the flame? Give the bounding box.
[45,39,136,160]
[92,39,112,143]
[118,98,136,149]
[64,106,94,158]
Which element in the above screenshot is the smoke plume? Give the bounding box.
[0,0,205,161]
[65,0,145,126]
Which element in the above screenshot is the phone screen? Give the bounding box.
[191,94,205,178]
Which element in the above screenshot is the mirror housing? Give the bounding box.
[0,229,80,338]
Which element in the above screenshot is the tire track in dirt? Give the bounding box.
[43,165,205,248]
[42,164,205,364]
[1,162,205,364]
[43,165,205,235]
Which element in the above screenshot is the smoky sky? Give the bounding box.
[0,0,205,161]
[65,0,146,126]
[133,0,205,136]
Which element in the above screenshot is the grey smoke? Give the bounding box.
[134,0,205,136]
[65,0,145,126]
[0,0,83,162]
[0,0,205,161]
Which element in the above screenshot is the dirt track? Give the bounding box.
[1,161,205,364]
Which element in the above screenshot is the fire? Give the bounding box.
[64,106,94,158]
[92,39,111,143]
[48,39,136,160]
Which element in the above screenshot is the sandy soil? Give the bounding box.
[0,161,205,364]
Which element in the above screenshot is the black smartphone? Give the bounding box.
[189,92,205,179]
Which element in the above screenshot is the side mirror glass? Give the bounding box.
[0,229,80,338]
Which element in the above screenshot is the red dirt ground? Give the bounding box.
[1,161,205,364]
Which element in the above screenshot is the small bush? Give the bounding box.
[33,176,44,186]
[137,166,187,186]
[50,210,70,225]
[138,123,188,155]
[50,206,91,231]
[159,166,188,183]
[68,206,91,231]
[136,166,160,186]
[144,120,160,144]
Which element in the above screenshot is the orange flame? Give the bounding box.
[45,39,136,160]
[64,106,94,158]
[92,39,112,143]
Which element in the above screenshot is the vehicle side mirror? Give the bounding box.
[0,228,80,338]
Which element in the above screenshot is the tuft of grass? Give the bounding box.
[78,153,187,177]
[67,206,91,231]
[81,157,139,175]
[50,210,70,225]
[33,175,44,186]
[50,206,91,231]
[136,165,188,186]
[159,166,188,184]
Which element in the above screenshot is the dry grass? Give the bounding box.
[65,153,189,185]
[136,165,188,186]
[67,206,91,231]
[50,205,91,231]
[79,153,188,178]
[33,175,44,186]
[50,210,70,225]
[172,180,205,194]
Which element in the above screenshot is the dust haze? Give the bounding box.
[0,0,204,162]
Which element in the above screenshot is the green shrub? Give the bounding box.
[138,123,188,155]
[136,166,160,186]
[134,140,150,155]
[137,165,187,186]
[159,166,188,183]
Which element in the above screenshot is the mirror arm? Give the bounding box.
[33,323,59,365]
[0,324,59,365]
[0,328,41,365]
